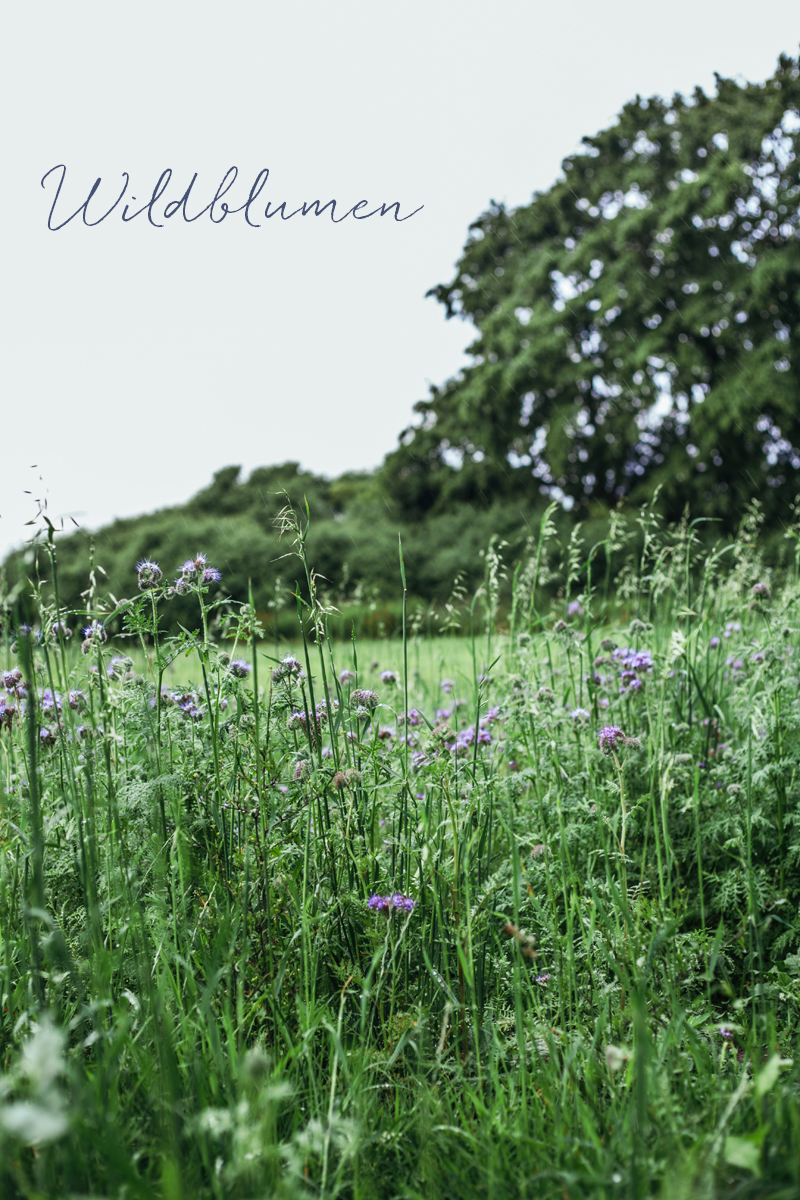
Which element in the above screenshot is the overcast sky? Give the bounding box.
[2,1,799,557]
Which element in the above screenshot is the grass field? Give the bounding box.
[1,502,800,1198]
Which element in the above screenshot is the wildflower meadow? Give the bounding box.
[1,497,800,1199]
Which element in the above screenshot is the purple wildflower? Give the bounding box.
[136,558,163,591]
[598,725,625,753]
[719,1026,734,1041]
[229,659,251,678]
[368,893,415,914]
[0,699,16,732]
[350,689,379,711]
[567,600,583,617]
[440,679,455,694]
[51,620,71,640]
[535,974,550,985]
[339,669,355,684]
[380,670,396,685]
[709,637,720,649]
[202,566,222,585]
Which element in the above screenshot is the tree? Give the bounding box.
[382,54,800,528]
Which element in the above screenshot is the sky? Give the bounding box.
[2,1,800,558]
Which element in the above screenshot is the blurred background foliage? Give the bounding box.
[4,55,800,631]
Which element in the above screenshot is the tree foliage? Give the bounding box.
[382,54,800,527]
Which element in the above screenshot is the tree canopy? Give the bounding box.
[382,54,800,528]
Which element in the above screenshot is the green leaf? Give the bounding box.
[754,1054,792,1098]
[723,1133,763,1175]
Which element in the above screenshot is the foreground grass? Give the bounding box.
[1,503,800,1198]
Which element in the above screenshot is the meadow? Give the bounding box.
[1,498,800,1199]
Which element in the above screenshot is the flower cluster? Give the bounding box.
[136,558,163,591]
[332,768,362,790]
[350,689,379,711]
[81,622,107,654]
[272,655,304,684]
[0,696,17,732]
[598,725,625,753]
[229,659,251,679]
[173,553,222,593]
[287,698,338,744]
[612,647,653,694]
[368,893,415,914]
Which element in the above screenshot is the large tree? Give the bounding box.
[382,55,800,527]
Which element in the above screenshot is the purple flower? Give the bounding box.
[51,620,71,639]
[440,679,455,693]
[368,893,415,914]
[3,669,22,690]
[339,669,355,684]
[202,566,222,585]
[598,725,625,752]
[567,600,583,617]
[535,974,550,985]
[570,707,589,722]
[719,1026,734,1041]
[351,689,379,711]
[709,637,720,649]
[751,582,770,599]
[230,658,251,678]
[400,708,423,727]
[380,670,396,685]
[81,622,107,654]
[136,558,163,591]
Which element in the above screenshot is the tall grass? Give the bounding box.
[0,500,799,1198]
